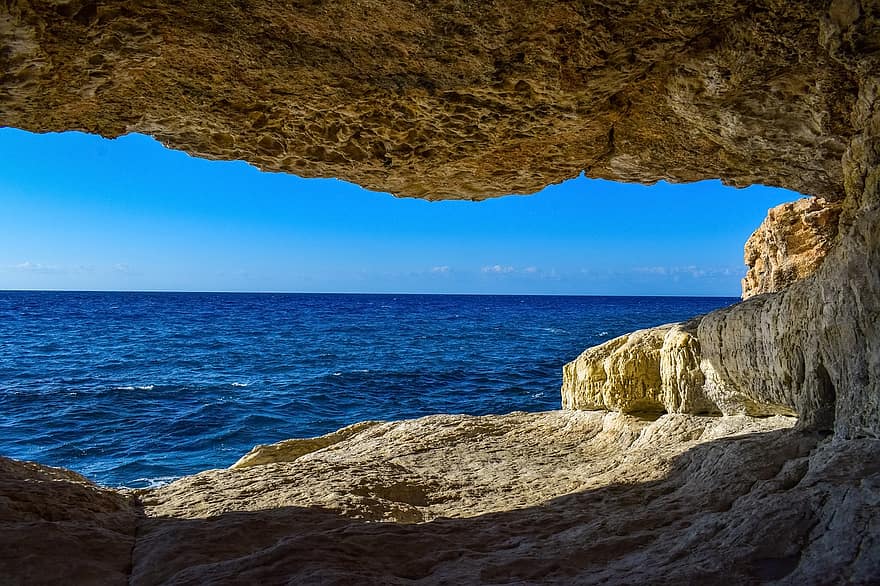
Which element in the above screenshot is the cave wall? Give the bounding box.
[564,61,878,436]
[0,0,862,199]
[1,1,878,436]
[741,197,842,299]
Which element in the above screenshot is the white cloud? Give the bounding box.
[481,264,515,274]
[8,261,65,274]
[522,266,538,274]
[633,265,745,278]
[633,266,669,275]
[431,265,450,274]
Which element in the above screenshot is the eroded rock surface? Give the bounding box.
[562,320,722,416]
[231,420,383,469]
[2,1,880,584]
[562,16,879,435]
[5,413,879,584]
[1,0,878,436]
[0,0,862,200]
[0,457,139,585]
[742,197,843,299]
[136,412,808,584]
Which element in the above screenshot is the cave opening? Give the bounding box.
[1,1,877,581]
[813,362,837,432]
[0,127,810,486]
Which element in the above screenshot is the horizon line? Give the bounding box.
[0,288,742,298]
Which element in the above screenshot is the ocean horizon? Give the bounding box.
[0,291,737,487]
[1,289,741,297]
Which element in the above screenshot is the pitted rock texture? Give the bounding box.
[0,0,862,200]
[561,326,669,413]
[1,2,880,583]
[561,321,720,415]
[560,317,769,418]
[563,192,880,435]
[4,413,880,584]
[742,197,843,299]
[558,0,879,438]
[112,414,880,583]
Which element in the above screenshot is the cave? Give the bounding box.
[1,1,878,584]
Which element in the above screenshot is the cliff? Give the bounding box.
[1,0,879,583]
[742,197,842,299]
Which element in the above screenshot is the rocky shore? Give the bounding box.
[2,410,875,584]
[2,0,878,583]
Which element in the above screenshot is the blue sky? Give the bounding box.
[0,128,796,295]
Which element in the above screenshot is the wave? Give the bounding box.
[540,327,569,334]
[3,292,735,487]
[124,475,180,489]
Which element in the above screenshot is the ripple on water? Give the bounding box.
[0,292,737,486]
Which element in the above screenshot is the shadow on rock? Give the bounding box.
[124,429,880,585]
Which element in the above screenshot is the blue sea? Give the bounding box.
[0,292,736,487]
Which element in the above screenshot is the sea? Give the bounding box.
[0,291,737,487]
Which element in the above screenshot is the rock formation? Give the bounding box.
[0,457,139,585]
[562,320,722,416]
[1,0,879,583]
[742,197,843,299]
[2,412,878,584]
[0,0,863,200]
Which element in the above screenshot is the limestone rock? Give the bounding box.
[561,22,880,434]
[2,410,879,584]
[0,0,860,200]
[1,1,879,583]
[132,411,809,584]
[562,320,721,416]
[660,321,719,414]
[2,0,878,437]
[0,456,139,586]
[742,197,843,299]
[231,420,382,469]
[16,412,867,585]
[563,181,880,435]
[136,422,880,584]
[561,326,669,413]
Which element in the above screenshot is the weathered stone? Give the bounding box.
[562,320,721,416]
[0,0,860,200]
[11,412,867,585]
[1,410,879,584]
[1,1,879,584]
[660,321,720,415]
[742,197,842,299]
[231,420,383,469]
[2,0,876,436]
[561,326,669,413]
[1,0,878,435]
[0,456,139,586]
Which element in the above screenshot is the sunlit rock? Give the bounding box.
[742,197,842,299]
[1,0,878,583]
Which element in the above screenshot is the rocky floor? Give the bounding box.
[2,411,879,584]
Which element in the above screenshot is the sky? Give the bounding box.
[0,128,797,296]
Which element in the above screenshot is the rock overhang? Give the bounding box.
[0,0,865,200]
